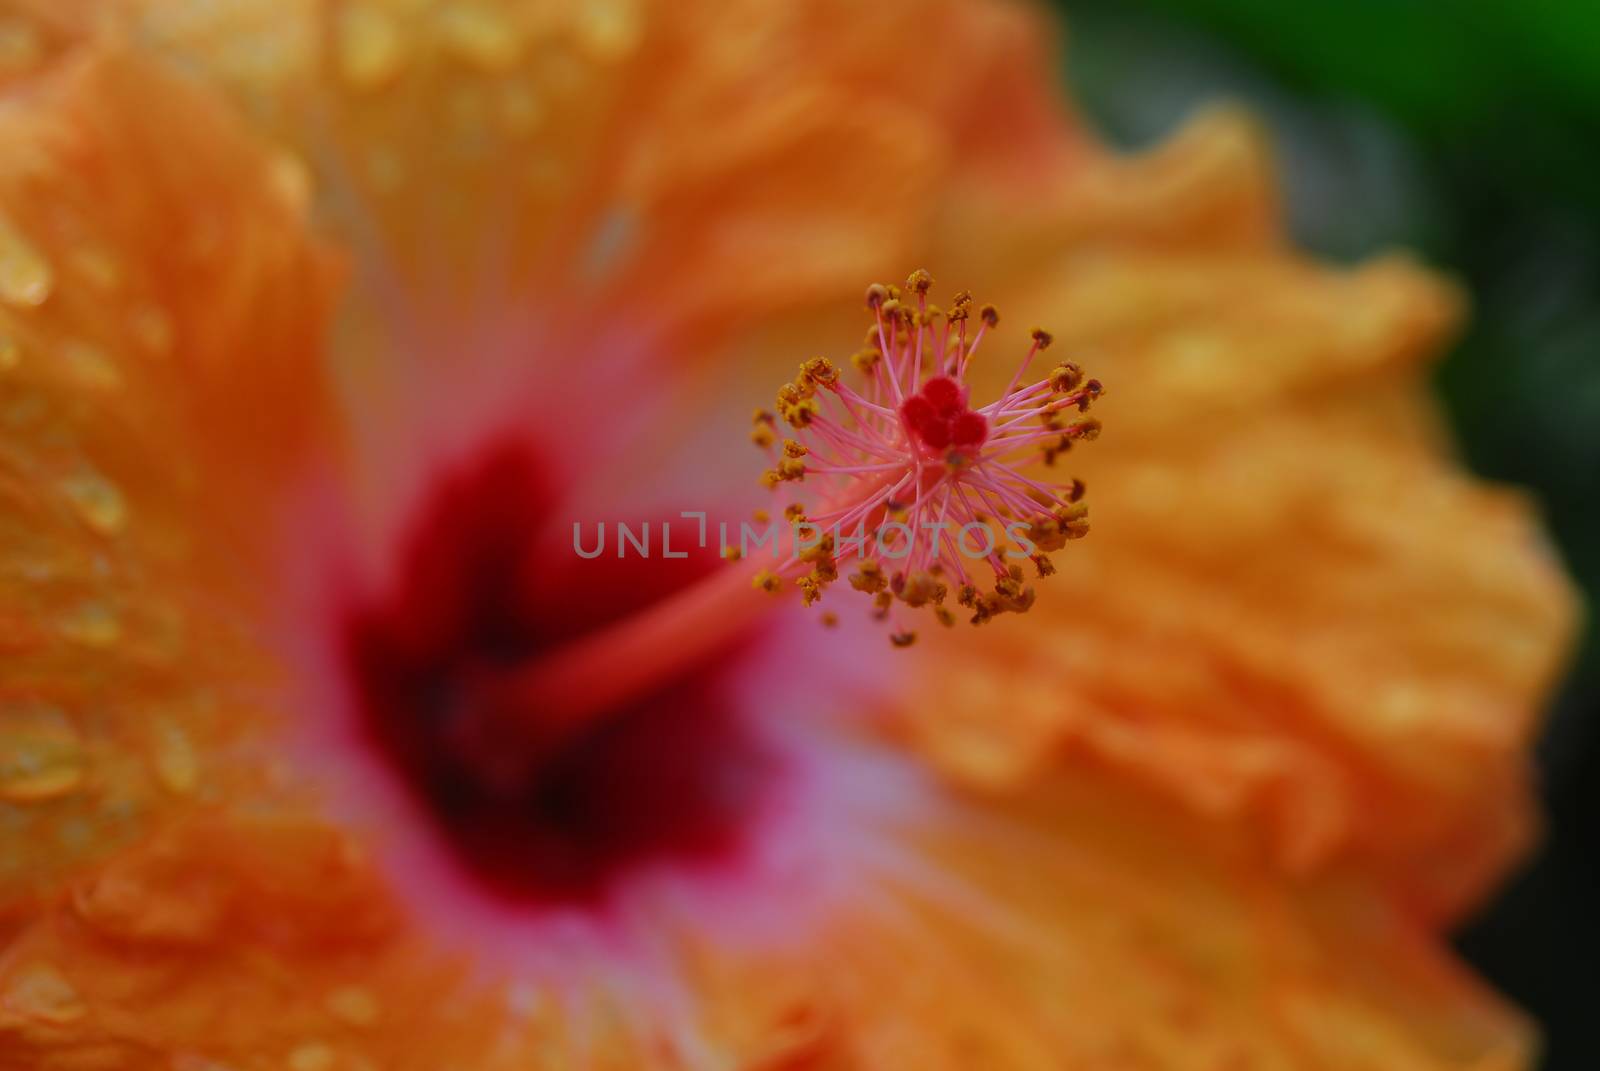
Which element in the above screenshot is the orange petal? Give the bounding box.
[0,762,1531,1069]
[0,45,339,909]
[912,119,1577,921]
[105,0,1095,350]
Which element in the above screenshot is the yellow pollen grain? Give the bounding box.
[336,5,408,91]
[437,4,522,72]
[0,211,52,308]
[0,706,85,804]
[58,602,121,648]
[150,719,199,796]
[0,334,20,371]
[60,469,127,537]
[2,963,86,1025]
[326,986,382,1027]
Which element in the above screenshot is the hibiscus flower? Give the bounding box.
[0,2,1576,1069]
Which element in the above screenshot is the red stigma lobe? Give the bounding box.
[901,375,987,453]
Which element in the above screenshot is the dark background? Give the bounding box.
[1053,2,1600,1066]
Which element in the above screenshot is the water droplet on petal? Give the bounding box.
[1,963,85,1024]
[366,147,405,194]
[58,602,120,647]
[70,246,122,292]
[336,5,408,91]
[129,306,174,357]
[150,719,198,795]
[171,1056,241,1071]
[0,705,84,803]
[500,83,544,135]
[0,19,44,77]
[576,0,640,61]
[287,1042,337,1071]
[542,53,589,97]
[60,469,127,537]
[62,340,120,391]
[269,152,314,214]
[437,4,521,72]
[326,986,380,1027]
[0,212,52,307]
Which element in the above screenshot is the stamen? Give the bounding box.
[748,270,1107,644]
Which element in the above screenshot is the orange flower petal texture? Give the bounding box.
[0,2,1578,1070]
[910,112,1577,924]
[0,45,340,906]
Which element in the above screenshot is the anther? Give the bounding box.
[1049,363,1082,392]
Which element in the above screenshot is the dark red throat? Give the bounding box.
[341,438,775,908]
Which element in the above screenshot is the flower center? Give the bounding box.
[340,438,777,908]
[751,271,1104,644]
